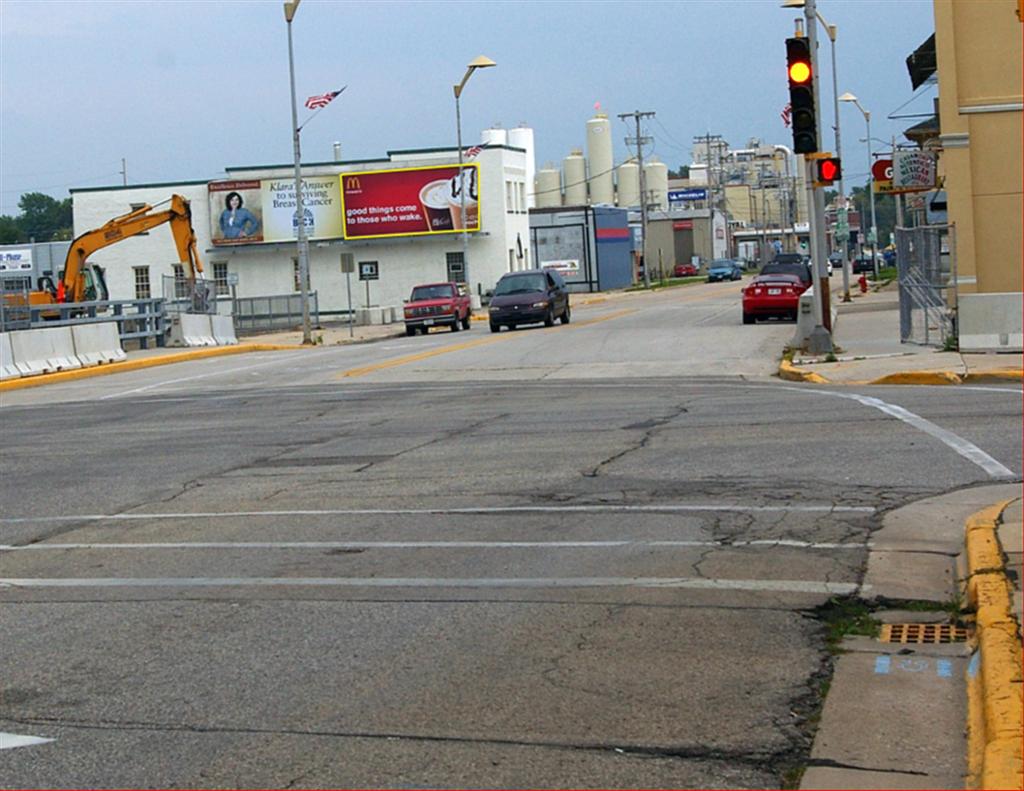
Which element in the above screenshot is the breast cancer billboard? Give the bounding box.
[340,164,480,240]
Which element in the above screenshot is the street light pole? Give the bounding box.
[284,0,312,345]
[840,93,879,278]
[453,56,495,295]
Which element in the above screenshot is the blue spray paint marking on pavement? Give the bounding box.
[968,651,981,679]
[936,660,953,678]
[874,655,891,675]
[897,657,930,673]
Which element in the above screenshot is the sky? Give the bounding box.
[0,0,937,217]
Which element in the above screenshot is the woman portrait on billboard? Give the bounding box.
[219,191,260,240]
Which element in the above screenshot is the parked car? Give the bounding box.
[707,259,744,282]
[759,260,812,287]
[742,273,808,324]
[488,269,570,332]
[851,256,878,274]
[673,262,699,278]
[403,281,472,335]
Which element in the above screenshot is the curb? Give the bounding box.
[870,370,963,385]
[0,344,301,392]
[778,358,828,384]
[963,499,1023,791]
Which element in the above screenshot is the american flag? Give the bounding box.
[464,145,483,159]
[305,86,345,110]
[780,102,792,128]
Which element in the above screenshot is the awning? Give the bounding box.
[906,33,937,90]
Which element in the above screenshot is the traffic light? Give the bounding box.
[814,157,842,186]
[786,36,818,154]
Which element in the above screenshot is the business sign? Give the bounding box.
[341,164,480,240]
[0,248,33,272]
[541,259,580,276]
[893,151,937,192]
[668,188,708,203]
[358,261,379,281]
[872,159,893,182]
[209,177,343,246]
[673,220,694,230]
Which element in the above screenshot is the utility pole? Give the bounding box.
[804,0,833,351]
[694,133,726,261]
[620,111,655,287]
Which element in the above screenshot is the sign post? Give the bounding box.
[358,261,378,311]
[341,253,355,337]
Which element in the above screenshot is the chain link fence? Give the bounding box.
[162,275,217,315]
[895,224,957,347]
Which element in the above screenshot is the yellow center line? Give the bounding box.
[337,307,636,379]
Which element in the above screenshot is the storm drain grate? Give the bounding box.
[879,623,968,644]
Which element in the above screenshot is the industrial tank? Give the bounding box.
[535,163,562,209]
[586,113,614,204]
[507,125,536,208]
[616,160,640,208]
[644,158,669,210]
[480,126,507,147]
[563,148,588,206]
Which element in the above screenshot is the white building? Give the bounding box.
[70,139,533,317]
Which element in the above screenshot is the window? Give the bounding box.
[133,266,151,299]
[446,252,465,283]
[292,258,301,292]
[505,181,514,213]
[508,249,515,272]
[516,182,526,213]
[172,264,189,298]
[129,203,149,235]
[212,262,229,296]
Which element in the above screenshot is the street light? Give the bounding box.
[840,92,879,278]
[453,55,495,294]
[782,0,851,301]
[284,0,312,344]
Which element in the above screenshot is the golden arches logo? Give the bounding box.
[344,177,362,190]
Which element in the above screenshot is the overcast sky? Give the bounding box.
[1,0,936,216]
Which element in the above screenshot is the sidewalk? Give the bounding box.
[783,283,1023,385]
[801,486,1023,790]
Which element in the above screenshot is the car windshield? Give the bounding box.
[711,260,733,268]
[410,285,454,301]
[494,274,547,296]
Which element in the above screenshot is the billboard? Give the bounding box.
[340,164,480,240]
[209,177,343,246]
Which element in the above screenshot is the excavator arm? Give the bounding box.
[60,194,204,303]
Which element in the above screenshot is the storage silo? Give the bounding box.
[563,148,588,206]
[507,125,536,208]
[616,160,640,208]
[644,158,669,210]
[480,126,507,147]
[535,163,562,209]
[586,113,614,204]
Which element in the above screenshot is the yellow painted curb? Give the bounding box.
[778,358,828,384]
[965,369,1024,383]
[869,370,962,385]
[963,498,1024,790]
[0,344,302,392]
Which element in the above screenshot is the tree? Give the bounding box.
[667,165,690,180]
[16,192,72,242]
[0,215,20,244]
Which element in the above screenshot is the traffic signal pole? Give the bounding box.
[804,0,833,350]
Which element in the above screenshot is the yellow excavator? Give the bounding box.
[31,194,205,307]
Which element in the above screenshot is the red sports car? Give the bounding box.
[673,262,699,277]
[741,274,807,324]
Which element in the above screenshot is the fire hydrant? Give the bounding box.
[858,274,868,294]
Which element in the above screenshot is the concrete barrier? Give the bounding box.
[210,315,238,345]
[71,322,126,366]
[791,285,839,351]
[959,293,1023,353]
[8,326,81,375]
[0,333,18,380]
[167,313,215,347]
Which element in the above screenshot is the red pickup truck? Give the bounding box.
[403,282,472,335]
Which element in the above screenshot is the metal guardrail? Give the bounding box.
[0,297,167,348]
[232,291,319,333]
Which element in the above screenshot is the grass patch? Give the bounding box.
[818,596,881,652]
[626,276,705,292]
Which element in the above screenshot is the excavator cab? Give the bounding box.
[56,265,109,302]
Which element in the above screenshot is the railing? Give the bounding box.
[0,297,167,348]
[895,224,956,347]
[232,291,320,333]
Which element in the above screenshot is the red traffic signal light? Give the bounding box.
[786,36,817,154]
[815,157,842,185]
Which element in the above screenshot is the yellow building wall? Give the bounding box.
[934,0,1022,295]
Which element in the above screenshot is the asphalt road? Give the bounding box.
[1,281,1020,788]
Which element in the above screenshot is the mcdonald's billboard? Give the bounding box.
[340,164,481,240]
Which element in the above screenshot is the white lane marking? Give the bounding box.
[958,386,1024,395]
[0,503,876,524]
[0,732,55,750]
[0,576,862,594]
[0,539,864,551]
[98,350,333,400]
[783,387,1018,480]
